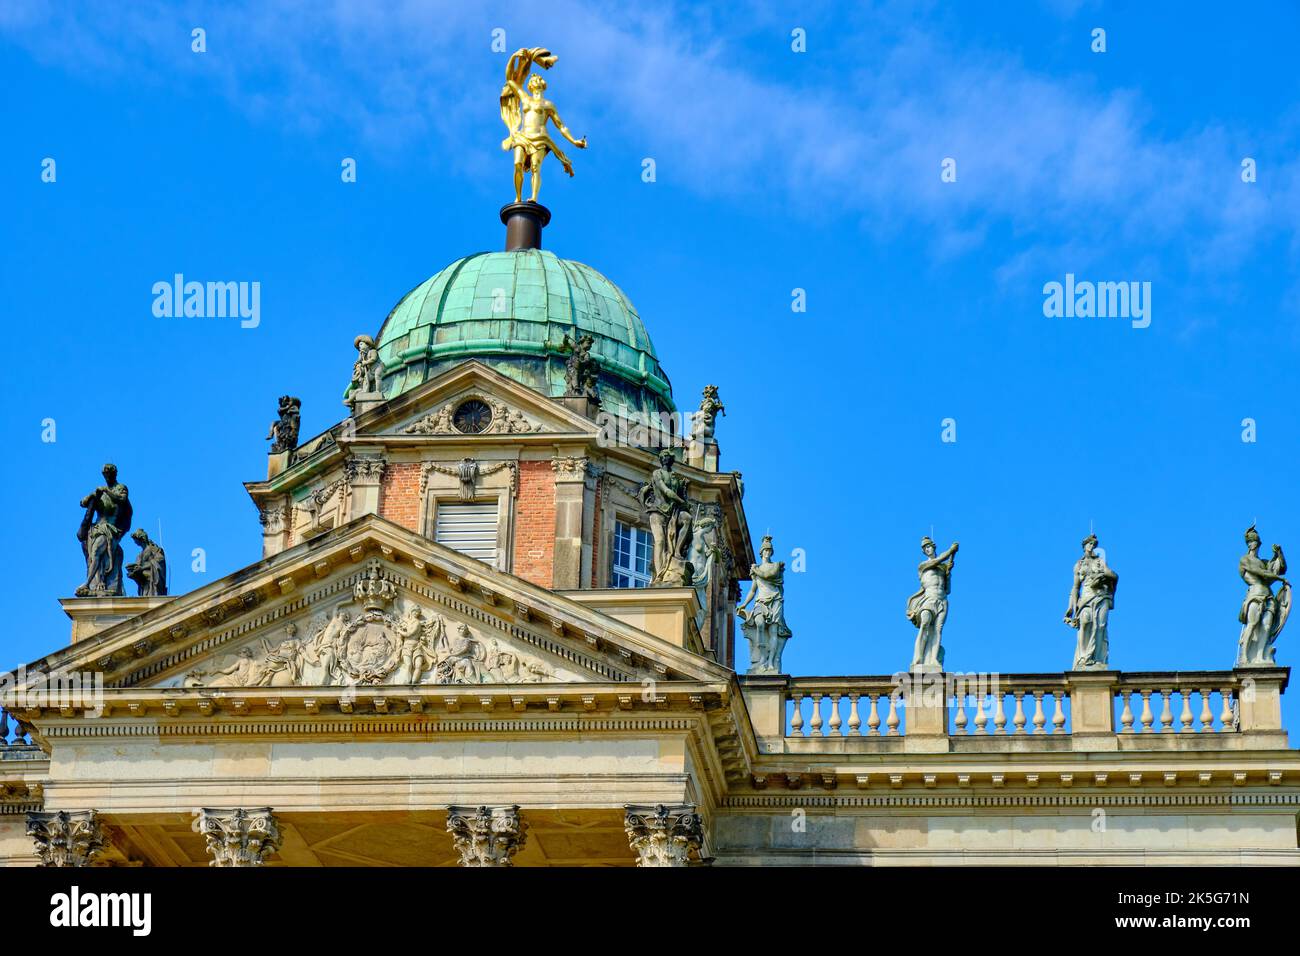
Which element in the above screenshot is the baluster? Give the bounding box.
[1119,692,1134,733]
[867,694,881,736]
[1179,691,1194,733]
[1159,689,1174,733]
[886,695,901,736]
[954,695,968,735]
[828,693,843,737]
[1219,688,1235,731]
[810,693,824,737]
[1198,690,1213,733]
[0,708,8,746]
[1139,690,1153,732]
[1011,692,1027,734]
[974,695,988,735]
[993,694,1008,735]
[848,694,862,736]
[790,694,804,736]
[1032,691,1046,734]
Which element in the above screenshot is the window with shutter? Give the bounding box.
[434,500,499,566]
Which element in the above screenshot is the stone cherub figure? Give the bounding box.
[1237,525,1290,667]
[639,449,694,587]
[266,395,301,454]
[736,535,793,674]
[907,536,958,670]
[126,528,168,597]
[500,47,587,204]
[346,334,384,408]
[75,463,133,597]
[557,331,599,399]
[1064,534,1117,670]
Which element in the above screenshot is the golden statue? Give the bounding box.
[500,47,587,204]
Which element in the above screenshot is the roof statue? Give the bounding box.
[500,47,587,204]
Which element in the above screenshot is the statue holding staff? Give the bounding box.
[907,536,958,669]
[1064,534,1117,670]
[75,463,132,597]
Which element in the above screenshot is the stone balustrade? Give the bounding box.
[742,667,1289,753]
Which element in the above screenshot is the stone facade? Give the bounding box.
[2,279,1297,869]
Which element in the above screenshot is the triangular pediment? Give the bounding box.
[363,362,598,439]
[20,516,729,698]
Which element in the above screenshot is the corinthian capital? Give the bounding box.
[27,810,106,867]
[199,807,282,867]
[446,805,527,866]
[624,804,708,867]
[345,456,387,484]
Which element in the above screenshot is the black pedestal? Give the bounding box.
[500,201,552,251]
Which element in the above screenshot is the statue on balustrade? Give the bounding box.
[1064,534,1116,670]
[736,535,792,674]
[74,463,133,597]
[907,536,958,670]
[1237,525,1290,667]
[126,528,168,597]
[346,334,385,409]
[639,449,694,587]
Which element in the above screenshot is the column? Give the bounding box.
[551,456,587,589]
[27,810,106,867]
[624,804,710,867]
[446,805,528,866]
[199,808,283,867]
[347,455,386,520]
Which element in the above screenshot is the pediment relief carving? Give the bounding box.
[149,561,591,690]
[396,393,547,437]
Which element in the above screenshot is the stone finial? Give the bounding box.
[27,810,106,867]
[446,805,528,866]
[624,804,708,867]
[199,807,282,866]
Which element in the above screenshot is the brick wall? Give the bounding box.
[513,459,556,587]
[379,462,422,532]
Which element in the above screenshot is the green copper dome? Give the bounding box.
[371,250,674,417]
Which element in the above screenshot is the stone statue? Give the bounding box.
[906,536,958,669]
[736,535,792,674]
[75,463,132,597]
[266,395,301,454]
[639,450,693,586]
[346,334,385,408]
[558,331,599,399]
[688,505,726,629]
[125,528,168,597]
[500,47,587,204]
[1063,534,1116,669]
[1237,525,1290,667]
[691,385,726,444]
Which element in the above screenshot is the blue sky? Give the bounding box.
[3,2,1299,728]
